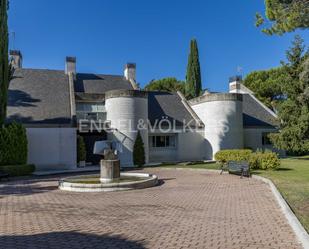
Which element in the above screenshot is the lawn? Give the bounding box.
[254,156,309,233]
[156,157,309,233]
[157,162,219,170]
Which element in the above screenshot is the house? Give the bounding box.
[7,50,280,171]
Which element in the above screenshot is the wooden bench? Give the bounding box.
[227,161,250,178]
[0,170,9,181]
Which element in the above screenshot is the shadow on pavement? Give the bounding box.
[0,231,146,249]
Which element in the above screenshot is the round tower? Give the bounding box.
[105,90,148,167]
[190,93,244,159]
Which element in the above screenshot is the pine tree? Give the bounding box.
[133,131,145,167]
[270,36,309,154]
[255,0,309,35]
[0,0,9,126]
[186,39,202,98]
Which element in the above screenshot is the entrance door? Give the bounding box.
[78,131,107,165]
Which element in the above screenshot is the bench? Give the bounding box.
[0,170,9,181]
[227,161,250,178]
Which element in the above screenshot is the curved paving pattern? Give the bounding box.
[0,169,302,249]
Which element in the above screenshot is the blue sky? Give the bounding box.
[9,0,309,92]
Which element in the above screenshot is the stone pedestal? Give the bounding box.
[100,159,120,183]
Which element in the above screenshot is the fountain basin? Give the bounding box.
[58,172,158,192]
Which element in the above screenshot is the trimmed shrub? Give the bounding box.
[77,135,86,162]
[133,131,145,167]
[214,149,252,166]
[249,152,280,170]
[0,122,28,166]
[0,164,35,177]
[215,149,280,170]
[248,152,260,169]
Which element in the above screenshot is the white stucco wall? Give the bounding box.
[26,128,77,171]
[244,128,284,156]
[149,146,178,163]
[148,130,209,163]
[191,98,244,159]
[177,130,210,161]
[106,96,148,167]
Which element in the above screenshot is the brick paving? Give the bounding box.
[0,168,302,249]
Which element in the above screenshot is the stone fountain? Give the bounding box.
[94,141,120,183]
[58,140,158,192]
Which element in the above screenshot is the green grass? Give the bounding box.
[157,162,219,170]
[253,156,309,233]
[156,157,309,232]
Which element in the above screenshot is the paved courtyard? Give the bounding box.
[0,168,302,249]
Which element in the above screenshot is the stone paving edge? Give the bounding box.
[159,167,309,249]
[253,175,309,249]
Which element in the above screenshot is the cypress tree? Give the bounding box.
[133,131,145,167]
[186,39,202,98]
[0,0,9,126]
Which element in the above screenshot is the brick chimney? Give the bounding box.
[10,50,22,69]
[65,56,76,75]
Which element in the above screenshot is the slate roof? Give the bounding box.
[242,94,278,128]
[148,91,199,128]
[74,73,133,94]
[7,68,72,126]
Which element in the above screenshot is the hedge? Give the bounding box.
[214,149,252,165]
[0,164,35,177]
[249,152,280,170]
[0,122,28,166]
[215,149,280,170]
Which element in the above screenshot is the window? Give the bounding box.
[76,103,106,112]
[76,102,106,121]
[262,132,272,145]
[150,135,176,148]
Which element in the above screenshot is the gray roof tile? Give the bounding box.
[148,91,198,127]
[7,68,72,125]
[242,94,278,128]
[75,73,133,94]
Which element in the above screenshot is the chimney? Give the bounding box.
[229,75,242,93]
[65,56,76,75]
[10,50,22,69]
[229,75,253,94]
[124,63,138,89]
[124,63,136,82]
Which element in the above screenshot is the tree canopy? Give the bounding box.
[144,77,186,94]
[269,36,309,154]
[256,0,309,35]
[244,67,287,110]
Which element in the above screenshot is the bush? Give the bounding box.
[214,149,252,165]
[0,164,35,177]
[77,135,86,162]
[215,149,280,170]
[133,131,145,167]
[249,152,280,170]
[0,122,28,166]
